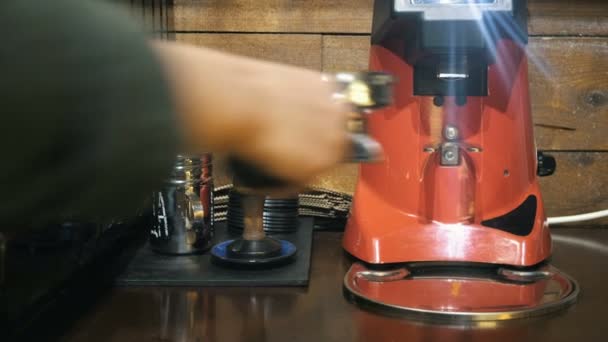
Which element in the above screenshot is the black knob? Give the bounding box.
[537,152,556,177]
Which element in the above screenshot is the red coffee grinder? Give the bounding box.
[343,0,578,320]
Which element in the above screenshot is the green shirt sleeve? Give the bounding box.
[0,0,179,226]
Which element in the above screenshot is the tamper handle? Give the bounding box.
[228,158,292,192]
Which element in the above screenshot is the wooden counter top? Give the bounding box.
[60,229,608,342]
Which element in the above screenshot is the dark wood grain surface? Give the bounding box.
[172,0,608,35]
[173,0,375,33]
[59,229,608,342]
[529,38,608,151]
[540,153,608,220]
[527,0,608,36]
[175,34,323,69]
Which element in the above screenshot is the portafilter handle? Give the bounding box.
[331,71,395,162]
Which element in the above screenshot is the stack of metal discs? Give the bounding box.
[227,190,299,233]
[264,196,300,232]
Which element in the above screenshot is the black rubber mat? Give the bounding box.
[116,218,314,287]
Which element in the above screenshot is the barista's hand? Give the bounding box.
[154,41,350,185]
[232,61,350,185]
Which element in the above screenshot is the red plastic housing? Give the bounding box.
[343,40,552,267]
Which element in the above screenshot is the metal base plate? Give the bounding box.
[344,262,579,322]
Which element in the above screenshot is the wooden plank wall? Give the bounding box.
[135,0,608,225]
[122,0,173,39]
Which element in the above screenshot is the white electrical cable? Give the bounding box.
[548,209,608,225]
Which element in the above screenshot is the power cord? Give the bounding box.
[548,210,608,225]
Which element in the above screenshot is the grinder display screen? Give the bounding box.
[411,0,496,4]
[395,0,511,20]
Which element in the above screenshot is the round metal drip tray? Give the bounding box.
[344,262,579,322]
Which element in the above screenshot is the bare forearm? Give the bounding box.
[151,40,349,185]
[152,41,263,153]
